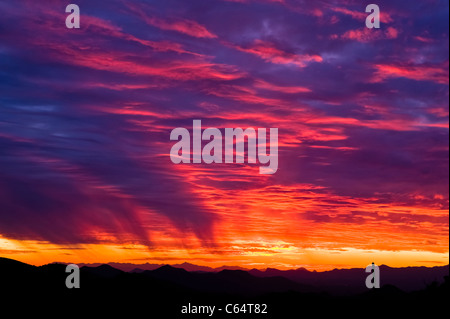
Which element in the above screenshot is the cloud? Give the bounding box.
[331,7,394,23]
[232,40,323,67]
[340,27,399,42]
[224,0,286,4]
[0,0,448,264]
[254,80,311,94]
[144,17,218,39]
[372,62,449,84]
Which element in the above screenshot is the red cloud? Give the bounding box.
[203,83,287,107]
[32,40,244,81]
[145,17,217,39]
[331,7,393,23]
[125,2,217,39]
[372,62,449,84]
[254,80,311,94]
[340,27,399,42]
[331,7,367,20]
[233,40,323,67]
[225,0,286,4]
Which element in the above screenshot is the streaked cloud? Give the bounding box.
[0,0,448,268]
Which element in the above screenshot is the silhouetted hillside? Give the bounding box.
[0,257,448,318]
[76,261,251,272]
[81,264,124,278]
[140,265,312,295]
[249,264,449,295]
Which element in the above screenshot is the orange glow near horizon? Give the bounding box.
[2,179,448,270]
[1,237,448,271]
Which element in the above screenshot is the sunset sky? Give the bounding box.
[0,0,448,270]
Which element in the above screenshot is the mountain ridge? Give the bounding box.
[2,257,448,294]
[1,257,448,318]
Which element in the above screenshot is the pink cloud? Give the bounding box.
[34,10,197,56]
[233,40,323,67]
[331,7,394,23]
[125,2,216,39]
[385,27,399,39]
[331,7,367,20]
[340,27,399,42]
[35,42,244,81]
[145,17,217,39]
[254,80,311,94]
[372,62,449,84]
[428,107,450,118]
[415,36,434,43]
[224,0,286,4]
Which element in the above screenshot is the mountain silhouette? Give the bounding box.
[81,264,124,278]
[76,261,251,273]
[140,266,312,296]
[249,264,449,295]
[1,257,448,318]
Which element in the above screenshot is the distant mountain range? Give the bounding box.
[1,257,448,318]
[249,264,449,294]
[74,260,449,294]
[76,261,250,273]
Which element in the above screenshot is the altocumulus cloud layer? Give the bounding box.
[0,0,448,257]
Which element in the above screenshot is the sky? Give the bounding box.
[0,0,448,270]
